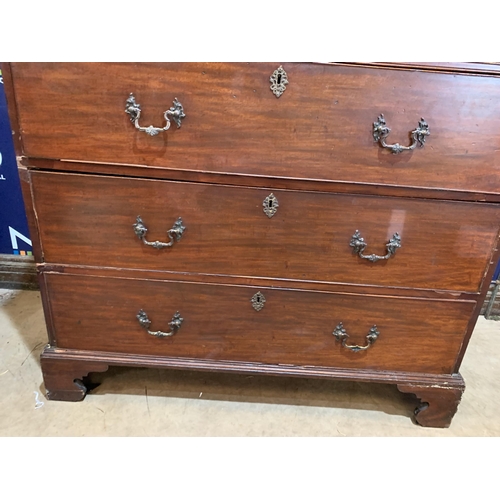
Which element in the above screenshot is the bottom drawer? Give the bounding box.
[46,274,475,374]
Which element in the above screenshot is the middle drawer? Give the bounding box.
[32,170,500,293]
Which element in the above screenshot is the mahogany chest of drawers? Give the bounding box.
[4,62,500,428]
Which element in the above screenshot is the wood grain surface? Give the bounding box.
[22,157,500,204]
[31,170,500,293]
[41,345,467,386]
[10,62,500,195]
[7,62,499,427]
[397,382,465,428]
[45,273,475,374]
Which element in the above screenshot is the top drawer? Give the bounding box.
[10,63,500,195]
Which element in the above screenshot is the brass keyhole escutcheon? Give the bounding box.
[251,291,266,311]
[263,193,279,218]
[270,66,288,98]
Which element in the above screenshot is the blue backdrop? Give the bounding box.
[0,67,32,256]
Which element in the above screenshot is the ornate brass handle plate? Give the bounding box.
[125,93,186,136]
[350,230,401,262]
[333,322,380,352]
[137,310,183,337]
[133,216,185,249]
[373,114,430,154]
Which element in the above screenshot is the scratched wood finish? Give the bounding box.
[39,345,466,403]
[22,157,500,204]
[18,167,43,263]
[40,355,109,401]
[36,263,478,300]
[351,62,500,76]
[46,273,475,374]
[397,382,465,428]
[10,62,500,195]
[31,170,500,293]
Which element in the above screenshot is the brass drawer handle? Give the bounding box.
[373,114,429,154]
[125,93,186,136]
[133,216,185,249]
[137,310,183,337]
[350,230,401,262]
[333,322,380,352]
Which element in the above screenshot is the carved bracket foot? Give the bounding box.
[41,351,109,402]
[397,380,465,428]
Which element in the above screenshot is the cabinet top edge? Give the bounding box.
[320,62,500,76]
[6,62,500,77]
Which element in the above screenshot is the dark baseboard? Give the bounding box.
[0,254,38,290]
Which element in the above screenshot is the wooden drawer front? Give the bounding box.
[32,171,500,293]
[12,62,500,195]
[47,274,475,374]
